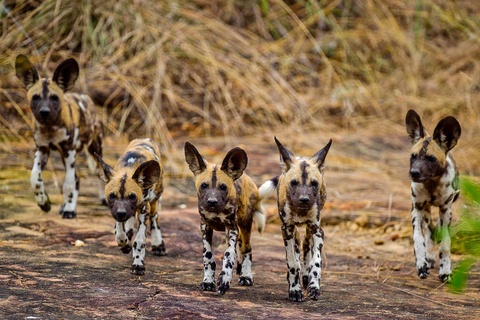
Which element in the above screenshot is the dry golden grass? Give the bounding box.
[1,0,479,172]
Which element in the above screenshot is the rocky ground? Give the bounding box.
[0,134,479,319]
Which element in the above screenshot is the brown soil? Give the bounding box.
[1,134,479,319]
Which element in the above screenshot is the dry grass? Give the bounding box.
[1,0,479,172]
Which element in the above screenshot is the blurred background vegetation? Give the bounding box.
[1,0,479,163]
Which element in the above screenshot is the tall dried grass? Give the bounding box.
[1,0,479,172]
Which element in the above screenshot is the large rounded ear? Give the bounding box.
[184,142,207,176]
[312,139,332,171]
[274,136,295,173]
[52,58,79,92]
[15,55,39,90]
[132,160,160,189]
[93,153,115,183]
[221,147,248,181]
[405,109,425,144]
[433,116,461,152]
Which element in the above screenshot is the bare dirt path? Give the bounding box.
[1,134,479,319]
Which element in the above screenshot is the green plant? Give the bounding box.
[449,177,480,293]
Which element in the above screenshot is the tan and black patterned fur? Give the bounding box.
[184,142,266,295]
[94,138,166,275]
[259,137,332,302]
[15,55,104,219]
[405,109,461,282]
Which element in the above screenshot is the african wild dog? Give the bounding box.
[259,137,332,302]
[184,142,266,295]
[94,138,166,275]
[15,55,104,219]
[405,109,461,282]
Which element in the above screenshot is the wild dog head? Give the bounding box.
[405,110,461,183]
[94,153,160,222]
[275,137,332,212]
[15,55,79,126]
[184,142,247,214]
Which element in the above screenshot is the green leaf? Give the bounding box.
[449,257,476,293]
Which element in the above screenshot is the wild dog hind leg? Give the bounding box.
[31,147,51,212]
[237,225,253,286]
[150,199,166,256]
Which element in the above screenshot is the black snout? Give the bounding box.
[410,169,421,180]
[116,210,127,221]
[39,108,50,118]
[299,196,310,204]
[207,199,218,207]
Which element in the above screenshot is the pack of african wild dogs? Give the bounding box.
[15,55,462,302]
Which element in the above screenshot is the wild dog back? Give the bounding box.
[405,110,461,282]
[15,55,104,218]
[259,136,332,302]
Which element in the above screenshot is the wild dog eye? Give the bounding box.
[108,193,116,201]
[128,193,137,201]
[50,94,59,102]
[290,180,298,187]
[32,94,40,101]
[219,184,228,191]
[426,155,437,163]
[200,182,208,189]
[311,180,319,188]
[410,154,417,161]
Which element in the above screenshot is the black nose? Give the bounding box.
[207,199,218,206]
[410,169,421,179]
[117,210,127,220]
[299,196,310,204]
[39,109,50,118]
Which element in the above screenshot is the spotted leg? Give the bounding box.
[422,211,436,270]
[282,224,303,302]
[200,222,216,291]
[237,224,253,286]
[302,231,311,290]
[217,224,238,295]
[438,202,453,282]
[114,216,135,254]
[31,147,51,212]
[150,200,166,256]
[305,223,324,300]
[131,204,148,275]
[411,200,430,279]
[60,149,78,219]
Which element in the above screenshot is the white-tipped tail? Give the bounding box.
[258,179,277,200]
[254,178,278,234]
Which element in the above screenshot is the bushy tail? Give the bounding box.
[254,176,279,234]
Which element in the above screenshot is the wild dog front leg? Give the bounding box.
[131,205,148,275]
[438,202,454,282]
[200,222,216,291]
[411,201,430,279]
[150,200,166,256]
[61,149,78,219]
[31,147,51,212]
[217,224,238,295]
[114,217,135,254]
[302,232,311,290]
[305,223,324,300]
[282,224,303,302]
